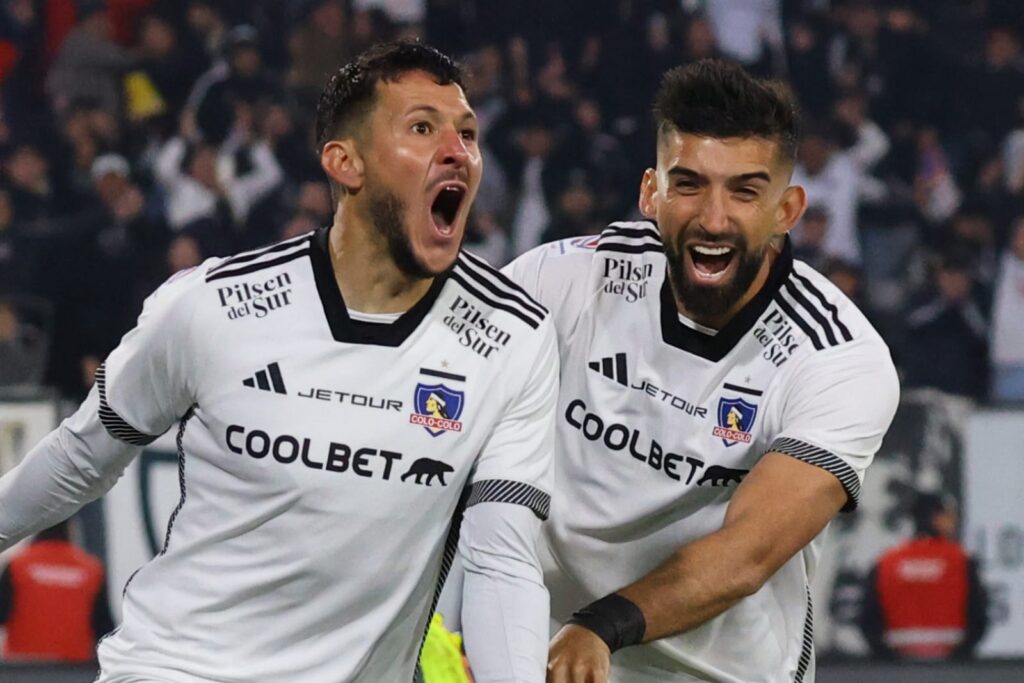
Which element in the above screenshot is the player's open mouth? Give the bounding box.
[429,183,467,237]
[687,244,737,282]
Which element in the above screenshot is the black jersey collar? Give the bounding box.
[309,226,448,346]
[660,238,793,362]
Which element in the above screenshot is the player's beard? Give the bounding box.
[368,187,453,280]
[664,227,768,324]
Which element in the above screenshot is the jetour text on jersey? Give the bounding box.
[565,399,707,484]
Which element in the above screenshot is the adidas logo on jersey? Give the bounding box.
[588,353,628,386]
[242,363,287,395]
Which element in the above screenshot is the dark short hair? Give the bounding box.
[653,59,800,165]
[315,39,466,153]
[912,492,953,536]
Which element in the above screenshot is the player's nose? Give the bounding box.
[437,127,470,168]
[697,188,729,234]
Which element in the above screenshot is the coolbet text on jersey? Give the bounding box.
[505,221,899,683]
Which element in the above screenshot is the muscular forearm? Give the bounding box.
[619,453,848,642]
[619,522,768,640]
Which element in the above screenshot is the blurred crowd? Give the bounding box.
[0,0,1023,403]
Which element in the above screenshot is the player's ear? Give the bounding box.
[775,184,807,236]
[638,168,658,220]
[320,139,365,194]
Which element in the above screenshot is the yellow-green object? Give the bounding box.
[419,613,472,683]
[123,71,167,122]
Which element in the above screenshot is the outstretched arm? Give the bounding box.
[0,389,141,551]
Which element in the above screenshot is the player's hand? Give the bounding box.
[547,624,611,683]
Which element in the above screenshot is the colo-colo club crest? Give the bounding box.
[712,397,758,447]
[410,383,465,437]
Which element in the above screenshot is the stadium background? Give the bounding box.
[0,0,1022,681]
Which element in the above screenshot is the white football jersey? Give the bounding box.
[90,227,556,682]
[505,221,899,683]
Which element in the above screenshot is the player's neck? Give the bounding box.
[676,248,778,330]
[327,212,434,315]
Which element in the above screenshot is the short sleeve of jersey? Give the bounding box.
[97,264,208,445]
[465,318,558,521]
[769,339,899,511]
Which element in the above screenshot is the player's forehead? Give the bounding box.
[373,70,475,123]
[657,130,782,180]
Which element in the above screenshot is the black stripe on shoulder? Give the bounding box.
[595,242,664,255]
[450,269,541,330]
[95,365,159,446]
[791,271,853,342]
[206,232,313,278]
[601,222,662,242]
[783,280,839,347]
[465,479,551,521]
[771,437,861,512]
[457,251,548,320]
[206,248,311,283]
[772,296,824,351]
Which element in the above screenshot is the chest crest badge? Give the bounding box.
[712,397,758,446]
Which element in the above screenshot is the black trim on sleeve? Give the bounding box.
[465,479,551,521]
[659,238,794,361]
[309,226,449,346]
[770,437,861,512]
[95,365,159,446]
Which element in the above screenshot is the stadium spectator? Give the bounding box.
[187,24,277,145]
[44,4,134,116]
[153,114,283,233]
[860,492,989,660]
[0,299,48,387]
[990,216,1024,401]
[902,249,989,400]
[0,519,113,662]
[287,0,352,105]
[792,204,831,271]
[792,122,863,263]
[704,0,783,74]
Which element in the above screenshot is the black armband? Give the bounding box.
[567,593,646,653]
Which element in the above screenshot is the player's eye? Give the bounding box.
[460,128,478,142]
[412,121,433,135]
[735,187,759,199]
[675,180,699,191]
